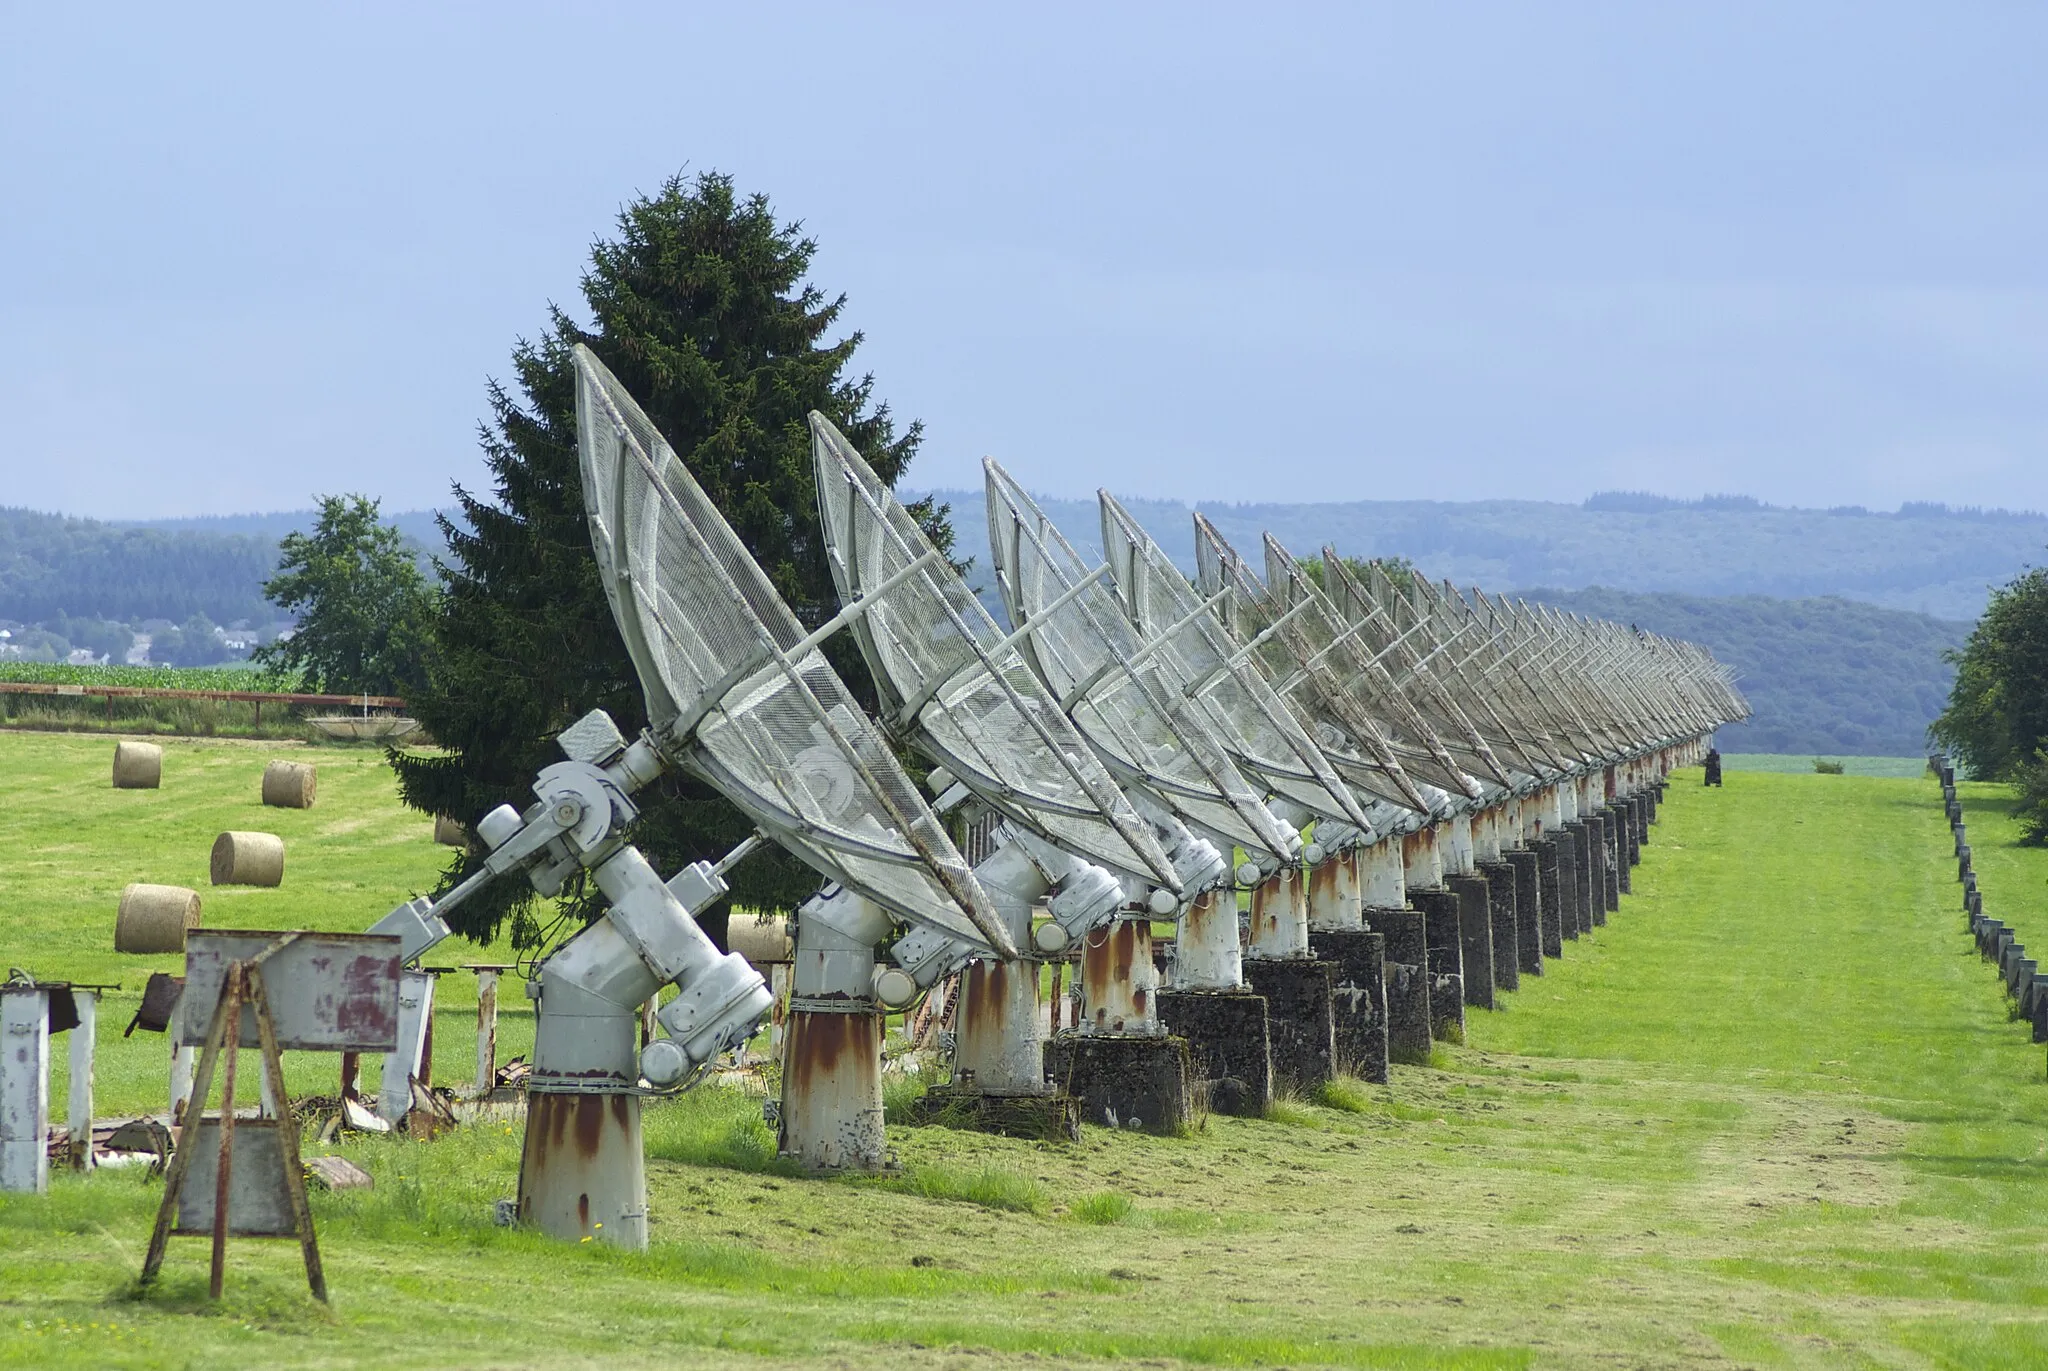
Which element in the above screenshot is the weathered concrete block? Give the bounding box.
[1411,889,1466,1040]
[1579,820,1608,928]
[1554,833,1581,941]
[1475,861,1520,993]
[1600,813,1622,911]
[1605,806,1634,894]
[907,1087,1081,1142]
[1045,1033,1191,1135]
[1505,849,1543,975]
[1448,874,1495,1010]
[1310,928,1389,1084]
[1242,959,1337,1090]
[1530,840,1564,959]
[1367,907,1433,1063]
[1156,988,1273,1115]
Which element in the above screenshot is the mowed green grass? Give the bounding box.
[4,734,2048,1368]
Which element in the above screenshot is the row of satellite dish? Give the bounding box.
[362,346,1744,1249]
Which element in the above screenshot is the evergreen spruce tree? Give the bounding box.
[394,171,953,950]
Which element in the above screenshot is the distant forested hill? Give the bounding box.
[928,489,2046,623]
[1515,587,1967,757]
[0,507,453,628]
[0,497,1984,752]
[0,508,279,625]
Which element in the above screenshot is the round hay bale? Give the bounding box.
[112,740,163,790]
[433,814,467,847]
[261,760,317,809]
[211,831,285,887]
[728,914,793,968]
[116,883,201,953]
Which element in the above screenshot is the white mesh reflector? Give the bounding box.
[1262,535,1510,791]
[1189,514,1454,811]
[1095,491,1373,832]
[809,412,1180,892]
[572,345,1012,957]
[983,460,1299,863]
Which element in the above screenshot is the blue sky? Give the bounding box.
[4,3,2044,519]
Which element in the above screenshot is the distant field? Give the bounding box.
[3,748,2047,1368]
[0,663,286,690]
[0,731,521,1111]
[1722,752,1931,777]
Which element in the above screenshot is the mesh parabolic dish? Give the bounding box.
[1255,534,1491,799]
[807,413,1180,893]
[1188,514,1442,813]
[571,345,1014,958]
[1357,566,1569,779]
[1094,491,1374,834]
[983,459,1300,863]
[1286,542,1512,790]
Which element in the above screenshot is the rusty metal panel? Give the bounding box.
[178,933,401,1052]
[172,1119,296,1236]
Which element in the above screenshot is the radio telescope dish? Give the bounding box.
[1095,491,1374,834]
[572,345,1013,958]
[1267,537,1512,791]
[1254,533,1497,798]
[1190,514,1469,807]
[808,412,1180,892]
[1333,564,1569,780]
[983,460,1300,863]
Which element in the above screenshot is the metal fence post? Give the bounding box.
[1,985,51,1194]
[67,991,95,1171]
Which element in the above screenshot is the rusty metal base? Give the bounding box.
[1044,1032,1191,1134]
[906,1086,1081,1142]
[1306,930,1387,1084]
[1156,988,1273,1115]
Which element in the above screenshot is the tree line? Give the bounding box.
[1930,566,2048,842]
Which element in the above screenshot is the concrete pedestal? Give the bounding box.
[1530,840,1564,959]
[907,1087,1081,1142]
[1605,806,1633,895]
[1310,928,1389,1083]
[1505,849,1543,975]
[1475,861,1519,993]
[1045,1032,1191,1134]
[1366,907,1433,1064]
[1553,836,1581,941]
[1242,959,1337,1090]
[1600,814,1622,911]
[1156,988,1273,1116]
[1411,889,1466,1041]
[1578,820,1608,928]
[1448,875,1496,1010]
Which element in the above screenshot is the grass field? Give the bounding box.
[4,735,2048,1368]
[1721,753,1931,778]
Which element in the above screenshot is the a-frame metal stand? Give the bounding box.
[139,935,326,1302]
